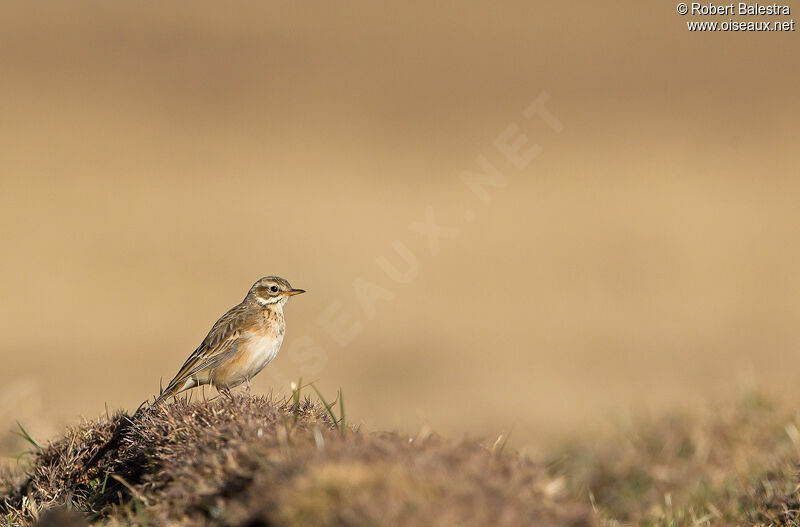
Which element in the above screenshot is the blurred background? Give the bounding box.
[1,1,798,454]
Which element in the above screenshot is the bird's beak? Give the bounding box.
[282,288,306,297]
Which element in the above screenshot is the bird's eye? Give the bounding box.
[269,285,279,293]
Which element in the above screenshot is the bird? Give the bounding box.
[156,276,305,402]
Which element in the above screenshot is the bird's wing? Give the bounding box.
[159,302,251,399]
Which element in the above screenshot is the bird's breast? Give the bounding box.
[242,331,284,374]
[210,310,287,389]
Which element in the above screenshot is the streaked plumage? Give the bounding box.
[156,276,304,402]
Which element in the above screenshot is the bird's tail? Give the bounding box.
[155,375,193,403]
[155,381,180,403]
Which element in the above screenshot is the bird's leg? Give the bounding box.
[245,378,252,394]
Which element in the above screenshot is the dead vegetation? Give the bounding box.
[9,390,800,526]
[555,393,800,526]
[1,394,594,527]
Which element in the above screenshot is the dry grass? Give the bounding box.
[1,394,594,527]
[555,393,800,526]
[10,390,800,526]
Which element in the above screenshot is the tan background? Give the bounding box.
[1,1,798,452]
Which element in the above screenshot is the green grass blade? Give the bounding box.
[101,471,110,494]
[310,384,339,428]
[134,498,148,527]
[15,422,41,450]
[338,389,345,431]
[292,377,302,419]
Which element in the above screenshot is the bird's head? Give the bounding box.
[248,276,305,306]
